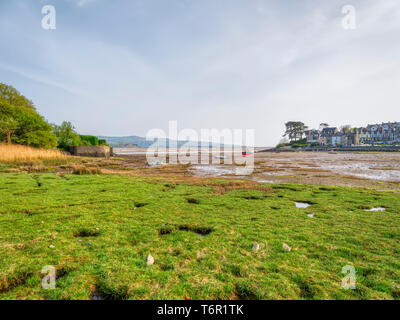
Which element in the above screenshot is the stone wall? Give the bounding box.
[69,146,111,157]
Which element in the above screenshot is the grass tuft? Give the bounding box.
[235,282,262,300]
[94,281,130,300]
[0,272,33,293]
[159,225,174,235]
[72,165,101,175]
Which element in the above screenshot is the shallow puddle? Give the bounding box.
[364,207,386,212]
[148,160,167,167]
[296,202,311,209]
[91,290,105,300]
[256,179,276,184]
[190,165,235,177]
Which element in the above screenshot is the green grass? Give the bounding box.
[1,172,400,300]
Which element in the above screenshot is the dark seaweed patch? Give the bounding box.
[73,228,100,237]
[134,202,148,209]
[178,225,213,235]
[187,198,200,204]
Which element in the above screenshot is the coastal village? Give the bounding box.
[305,122,400,147]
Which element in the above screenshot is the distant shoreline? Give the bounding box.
[113,147,270,155]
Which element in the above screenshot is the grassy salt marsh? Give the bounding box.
[0,172,400,300]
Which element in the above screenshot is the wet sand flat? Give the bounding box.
[190,152,400,191]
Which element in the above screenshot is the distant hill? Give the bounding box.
[98,135,240,149]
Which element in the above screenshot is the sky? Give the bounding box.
[0,0,399,146]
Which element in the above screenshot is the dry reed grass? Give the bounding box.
[20,164,50,173]
[0,144,68,163]
[71,164,102,175]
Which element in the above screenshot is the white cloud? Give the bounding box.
[66,0,98,8]
[77,0,96,7]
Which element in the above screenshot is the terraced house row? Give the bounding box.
[305,122,400,146]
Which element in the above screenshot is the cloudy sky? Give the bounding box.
[0,0,399,146]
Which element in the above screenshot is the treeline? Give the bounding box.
[53,121,107,151]
[0,83,106,149]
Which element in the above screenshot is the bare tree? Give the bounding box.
[340,125,352,134]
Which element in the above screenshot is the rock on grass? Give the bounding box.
[147,254,154,266]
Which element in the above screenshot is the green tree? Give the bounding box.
[12,105,57,148]
[98,139,108,146]
[0,84,57,148]
[283,121,308,142]
[0,83,35,111]
[79,135,99,146]
[53,121,82,150]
